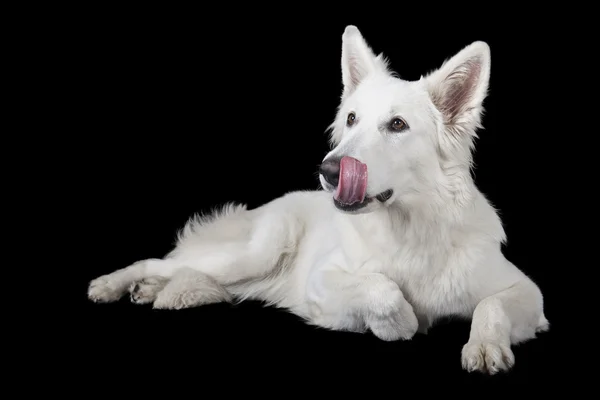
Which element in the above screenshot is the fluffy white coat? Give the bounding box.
[88,26,549,375]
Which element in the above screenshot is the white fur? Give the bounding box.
[88,26,549,374]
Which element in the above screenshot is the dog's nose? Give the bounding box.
[319,158,340,187]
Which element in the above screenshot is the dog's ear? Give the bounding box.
[425,41,491,132]
[341,26,389,98]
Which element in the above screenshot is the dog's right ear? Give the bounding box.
[341,26,389,98]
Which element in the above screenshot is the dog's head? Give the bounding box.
[320,26,490,215]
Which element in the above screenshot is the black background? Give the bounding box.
[64,6,576,391]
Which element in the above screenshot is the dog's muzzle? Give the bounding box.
[319,158,340,188]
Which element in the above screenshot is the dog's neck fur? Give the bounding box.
[400,155,477,221]
[353,165,481,249]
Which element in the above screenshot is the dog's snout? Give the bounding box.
[320,158,341,187]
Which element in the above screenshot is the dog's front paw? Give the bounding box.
[129,277,169,304]
[461,340,515,375]
[88,275,125,303]
[365,280,419,341]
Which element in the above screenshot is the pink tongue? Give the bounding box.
[334,156,368,205]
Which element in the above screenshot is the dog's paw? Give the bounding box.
[461,340,515,375]
[88,275,125,303]
[153,289,202,310]
[152,269,232,310]
[368,310,419,341]
[365,280,419,341]
[129,277,169,304]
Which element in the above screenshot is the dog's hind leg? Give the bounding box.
[90,258,233,307]
[88,258,181,303]
[129,276,170,304]
[150,267,232,309]
[89,201,302,306]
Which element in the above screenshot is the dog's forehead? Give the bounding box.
[352,77,428,114]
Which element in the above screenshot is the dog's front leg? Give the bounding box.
[307,268,419,341]
[461,278,549,374]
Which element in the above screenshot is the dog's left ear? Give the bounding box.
[425,41,491,131]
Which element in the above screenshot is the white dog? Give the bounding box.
[88,25,549,374]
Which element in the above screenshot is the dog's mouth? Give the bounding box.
[330,156,393,212]
[333,189,394,212]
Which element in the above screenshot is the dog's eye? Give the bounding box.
[346,112,356,126]
[390,118,408,132]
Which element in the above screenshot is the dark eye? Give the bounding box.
[346,112,356,126]
[390,117,408,132]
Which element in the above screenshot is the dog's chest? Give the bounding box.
[338,214,477,317]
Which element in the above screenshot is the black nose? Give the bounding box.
[319,158,340,187]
